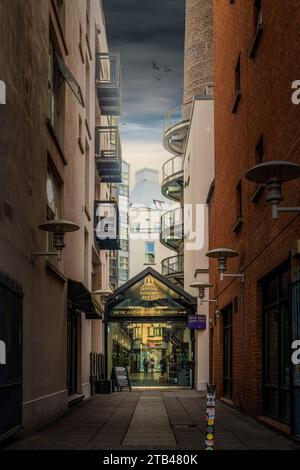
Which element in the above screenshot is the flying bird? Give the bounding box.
[154,74,163,81]
[164,66,172,73]
[152,61,160,71]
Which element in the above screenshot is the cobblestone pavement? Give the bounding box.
[3,390,300,450]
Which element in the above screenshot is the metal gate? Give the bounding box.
[292,279,300,439]
[0,272,23,441]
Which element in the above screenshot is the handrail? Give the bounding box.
[164,101,192,135]
[161,255,184,276]
[162,155,183,182]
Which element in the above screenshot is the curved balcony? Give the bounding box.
[160,207,183,251]
[161,255,183,285]
[161,155,184,202]
[163,102,192,155]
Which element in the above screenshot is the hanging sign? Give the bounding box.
[188,314,206,330]
[205,384,216,450]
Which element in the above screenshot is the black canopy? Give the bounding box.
[68,279,103,320]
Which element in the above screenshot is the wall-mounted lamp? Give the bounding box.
[206,248,244,282]
[31,219,79,262]
[190,281,217,305]
[245,160,300,219]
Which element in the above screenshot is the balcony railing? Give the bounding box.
[161,255,183,278]
[95,126,122,183]
[164,102,191,134]
[163,102,192,155]
[96,53,122,116]
[160,207,183,250]
[161,155,183,201]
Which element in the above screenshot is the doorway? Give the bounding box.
[107,321,193,387]
[67,308,79,395]
[0,274,23,440]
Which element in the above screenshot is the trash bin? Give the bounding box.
[96,380,113,394]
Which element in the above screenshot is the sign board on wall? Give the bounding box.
[188,314,207,330]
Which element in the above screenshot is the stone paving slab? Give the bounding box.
[122,393,177,448]
[3,390,300,451]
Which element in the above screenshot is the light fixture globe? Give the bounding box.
[206,248,239,273]
[39,219,80,251]
[245,160,300,210]
[190,281,213,300]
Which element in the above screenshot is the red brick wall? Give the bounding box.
[210,0,300,419]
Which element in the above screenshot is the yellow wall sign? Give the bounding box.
[140,276,160,301]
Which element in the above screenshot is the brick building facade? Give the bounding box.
[209,0,300,436]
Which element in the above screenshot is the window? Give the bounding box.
[145,242,155,264]
[262,264,291,424]
[255,135,264,164]
[119,257,129,270]
[48,34,65,144]
[86,0,92,60]
[54,0,66,35]
[85,57,90,125]
[251,135,265,203]
[47,164,61,220]
[250,0,263,58]
[47,162,62,266]
[84,141,90,212]
[84,229,89,286]
[110,258,117,278]
[153,200,166,211]
[79,23,84,63]
[231,55,241,113]
[223,304,233,399]
[233,181,243,232]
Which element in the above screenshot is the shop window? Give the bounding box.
[262,263,291,424]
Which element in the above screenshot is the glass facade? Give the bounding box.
[109,160,130,288]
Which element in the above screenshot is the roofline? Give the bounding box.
[106,266,197,306]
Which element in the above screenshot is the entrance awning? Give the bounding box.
[68,279,103,320]
[105,267,196,322]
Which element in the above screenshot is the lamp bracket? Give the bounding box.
[272,205,300,220]
[220,272,244,283]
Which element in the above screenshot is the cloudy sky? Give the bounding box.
[102,0,185,187]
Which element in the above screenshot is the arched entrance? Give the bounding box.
[105,268,197,388]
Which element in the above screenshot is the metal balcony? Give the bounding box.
[161,255,184,285]
[161,155,183,202]
[160,207,183,251]
[163,102,192,155]
[95,53,122,116]
[95,126,122,183]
